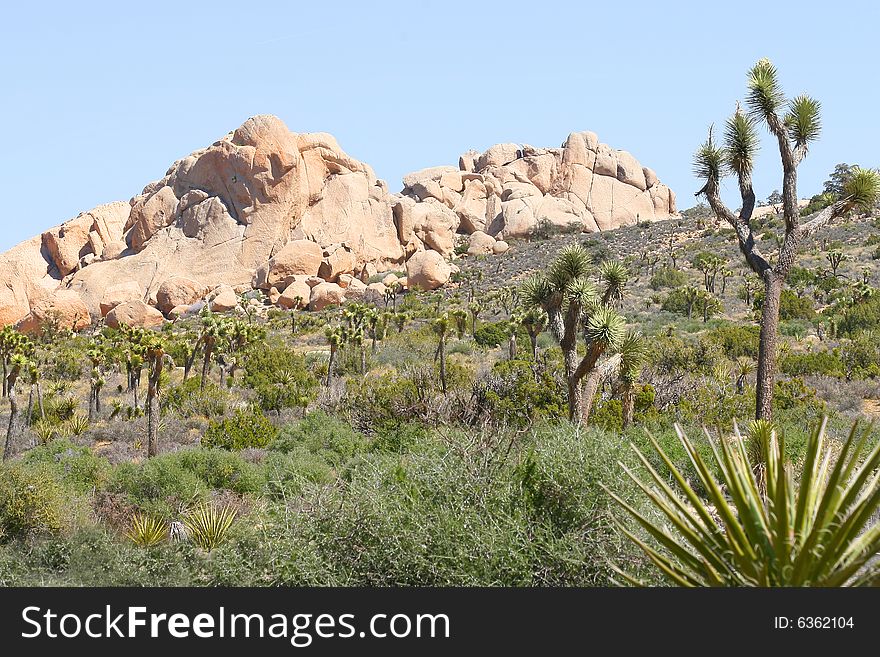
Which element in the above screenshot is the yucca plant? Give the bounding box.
[606,417,880,586]
[183,504,237,551]
[127,514,168,548]
[65,413,90,436]
[31,419,56,444]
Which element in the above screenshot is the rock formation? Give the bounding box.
[0,116,677,330]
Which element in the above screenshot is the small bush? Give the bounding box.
[203,408,278,450]
[0,463,72,540]
[649,267,687,290]
[163,378,228,418]
[272,411,367,468]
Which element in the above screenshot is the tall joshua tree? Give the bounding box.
[618,329,648,430]
[522,245,626,424]
[694,59,879,420]
[3,334,34,460]
[520,307,547,361]
[432,313,450,394]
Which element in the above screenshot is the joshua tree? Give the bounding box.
[739,273,762,307]
[142,333,171,458]
[3,333,34,459]
[698,291,722,323]
[720,267,734,296]
[506,320,518,360]
[693,59,880,419]
[520,307,547,361]
[734,357,757,394]
[432,313,450,394]
[826,250,846,278]
[682,284,701,320]
[324,326,345,386]
[24,360,42,428]
[450,309,468,340]
[394,311,408,333]
[522,245,626,424]
[598,260,628,306]
[198,312,226,391]
[468,300,482,337]
[0,325,18,397]
[86,341,107,422]
[617,330,648,430]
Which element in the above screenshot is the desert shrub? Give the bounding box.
[262,450,335,500]
[473,321,510,347]
[590,399,623,431]
[163,378,228,418]
[370,422,431,454]
[753,289,815,320]
[344,372,422,429]
[0,463,73,541]
[109,458,209,515]
[242,346,319,414]
[475,359,565,426]
[837,294,880,337]
[168,449,263,494]
[781,350,845,378]
[774,377,823,412]
[272,411,367,468]
[706,324,760,359]
[23,439,110,491]
[840,336,880,380]
[202,407,278,450]
[649,267,687,290]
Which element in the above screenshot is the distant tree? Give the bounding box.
[432,313,451,394]
[522,245,626,424]
[617,330,648,429]
[766,189,783,209]
[826,250,846,278]
[3,334,34,459]
[823,163,858,198]
[694,58,880,420]
[520,307,547,361]
[324,326,345,387]
[468,300,482,337]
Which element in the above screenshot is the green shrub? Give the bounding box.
[754,289,815,320]
[243,346,318,414]
[272,411,367,468]
[203,408,278,450]
[0,463,72,540]
[23,439,110,492]
[649,267,687,290]
[477,359,565,426]
[109,458,209,514]
[473,321,509,347]
[163,378,228,418]
[706,324,760,359]
[169,449,263,494]
[781,350,844,378]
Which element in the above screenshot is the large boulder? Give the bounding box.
[105,300,165,329]
[309,282,346,311]
[156,277,204,315]
[467,231,496,256]
[265,239,323,287]
[277,277,312,309]
[17,290,91,335]
[405,250,452,291]
[208,284,238,313]
[99,281,143,317]
[0,235,60,327]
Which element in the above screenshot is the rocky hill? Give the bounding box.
[0,115,677,330]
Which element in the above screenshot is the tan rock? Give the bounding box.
[209,284,238,313]
[155,277,203,315]
[593,144,618,177]
[467,231,496,256]
[405,250,452,291]
[127,185,178,251]
[99,281,143,317]
[41,214,94,277]
[411,200,459,256]
[101,240,127,260]
[439,170,464,193]
[367,282,388,296]
[268,287,281,304]
[643,167,658,189]
[309,281,346,311]
[615,151,647,191]
[318,245,356,282]
[403,166,458,190]
[0,235,58,327]
[458,150,479,172]
[492,240,510,254]
[105,300,165,329]
[278,279,311,309]
[267,239,323,286]
[453,179,490,234]
[476,143,519,170]
[381,273,399,287]
[168,305,190,320]
[17,290,91,334]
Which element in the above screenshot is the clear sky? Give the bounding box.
[1,0,878,252]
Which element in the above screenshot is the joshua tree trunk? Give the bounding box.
[36,382,44,420]
[529,334,539,361]
[622,383,635,430]
[146,366,162,458]
[508,334,517,360]
[438,335,447,394]
[88,386,96,422]
[131,371,140,410]
[95,384,102,415]
[326,347,337,387]
[360,345,367,375]
[580,354,622,427]
[26,386,34,428]
[756,273,783,421]
[183,345,199,381]
[1,360,7,397]
[4,373,21,460]
[201,338,215,391]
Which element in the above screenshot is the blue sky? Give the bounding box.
[1,0,877,251]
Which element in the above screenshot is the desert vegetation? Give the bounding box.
[1,61,880,587]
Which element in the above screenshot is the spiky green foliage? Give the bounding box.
[599,260,629,305]
[566,277,599,310]
[548,244,591,290]
[127,514,168,547]
[521,274,554,309]
[746,58,785,121]
[841,167,880,212]
[607,418,880,586]
[618,330,648,383]
[724,109,759,177]
[583,306,626,348]
[785,94,822,147]
[184,504,237,551]
[693,128,725,184]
